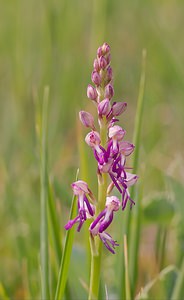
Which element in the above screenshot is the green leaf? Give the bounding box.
[54,169,79,300]
[40,86,50,299]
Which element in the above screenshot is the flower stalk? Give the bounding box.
[88,123,108,300]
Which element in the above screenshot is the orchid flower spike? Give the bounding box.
[65,42,139,255]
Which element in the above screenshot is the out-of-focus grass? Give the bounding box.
[0,0,184,298]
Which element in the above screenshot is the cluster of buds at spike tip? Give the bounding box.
[65,43,138,254]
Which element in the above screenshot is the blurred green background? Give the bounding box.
[0,0,184,299]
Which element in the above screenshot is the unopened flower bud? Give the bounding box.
[98,99,111,117]
[102,43,110,55]
[91,71,101,86]
[99,56,107,69]
[104,84,114,100]
[85,131,101,147]
[97,46,103,57]
[112,102,127,116]
[106,53,111,65]
[79,111,95,130]
[106,66,113,82]
[93,58,100,71]
[87,84,98,100]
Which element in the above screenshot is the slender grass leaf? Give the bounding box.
[55,169,79,300]
[171,257,184,300]
[40,86,50,299]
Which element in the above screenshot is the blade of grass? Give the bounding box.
[47,179,62,265]
[40,86,50,299]
[54,169,79,300]
[119,49,146,300]
[124,235,131,300]
[171,257,184,300]
[129,49,146,297]
[158,227,167,271]
[0,283,9,300]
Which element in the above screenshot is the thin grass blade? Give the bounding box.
[124,235,131,300]
[119,49,146,299]
[54,169,79,300]
[40,86,50,299]
[47,179,62,265]
[171,257,184,300]
[129,49,146,296]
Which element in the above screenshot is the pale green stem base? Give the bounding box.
[88,122,108,300]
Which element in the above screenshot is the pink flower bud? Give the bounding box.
[79,111,95,130]
[104,84,114,100]
[87,84,98,100]
[112,102,127,116]
[98,99,111,117]
[97,46,103,57]
[102,43,110,55]
[91,71,101,86]
[106,53,111,65]
[85,131,101,147]
[93,58,100,71]
[99,56,107,69]
[106,66,113,82]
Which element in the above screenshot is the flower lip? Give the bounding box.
[99,232,119,254]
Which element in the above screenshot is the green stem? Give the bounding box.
[88,121,108,300]
[40,86,50,300]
